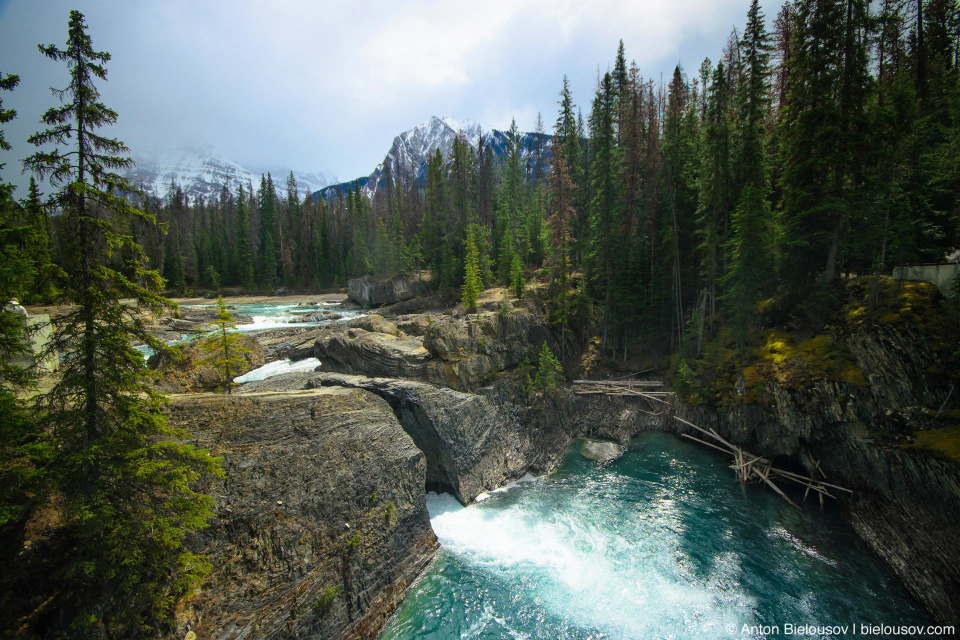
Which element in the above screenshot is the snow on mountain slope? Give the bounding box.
[321,115,549,200]
[124,142,337,203]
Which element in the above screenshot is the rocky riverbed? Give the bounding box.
[158,289,960,637]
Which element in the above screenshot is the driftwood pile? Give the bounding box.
[674,416,852,508]
[571,378,852,508]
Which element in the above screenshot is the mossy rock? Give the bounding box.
[907,425,960,462]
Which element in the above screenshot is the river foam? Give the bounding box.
[381,433,932,640]
[233,357,320,383]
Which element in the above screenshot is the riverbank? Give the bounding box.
[149,279,960,637]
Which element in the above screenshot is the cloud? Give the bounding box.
[0,0,783,195]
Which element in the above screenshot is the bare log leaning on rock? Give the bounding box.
[673,416,852,509]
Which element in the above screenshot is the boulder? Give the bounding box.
[346,313,398,335]
[347,275,420,308]
[289,310,343,323]
[579,438,625,462]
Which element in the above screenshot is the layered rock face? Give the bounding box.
[307,373,528,504]
[165,388,437,640]
[679,324,960,624]
[347,276,419,308]
[307,303,557,391]
[162,292,960,633]
[236,369,666,507]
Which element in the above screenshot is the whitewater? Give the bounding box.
[379,432,934,640]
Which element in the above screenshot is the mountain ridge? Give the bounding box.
[317,115,550,201]
[123,142,338,204]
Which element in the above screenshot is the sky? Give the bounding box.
[0,0,785,195]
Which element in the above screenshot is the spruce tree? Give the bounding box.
[258,173,279,287]
[234,184,255,289]
[23,176,56,304]
[198,296,250,394]
[510,252,525,299]
[588,71,623,350]
[695,60,733,327]
[547,138,577,360]
[496,119,526,280]
[723,0,774,339]
[461,225,482,312]
[21,11,221,634]
[0,68,47,537]
[779,0,869,291]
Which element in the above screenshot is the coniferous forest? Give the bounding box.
[5,1,959,358]
[1,0,960,636]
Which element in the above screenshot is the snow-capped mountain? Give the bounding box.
[319,116,549,200]
[124,142,338,203]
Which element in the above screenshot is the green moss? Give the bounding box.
[907,425,960,462]
[799,334,834,354]
[315,584,342,611]
[840,366,869,388]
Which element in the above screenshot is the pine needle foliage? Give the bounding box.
[461,224,483,312]
[0,71,48,534]
[22,11,222,636]
[197,296,251,394]
[533,342,563,396]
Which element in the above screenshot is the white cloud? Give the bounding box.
[0,0,784,194]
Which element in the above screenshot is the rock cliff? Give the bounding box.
[164,388,437,640]
[238,369,666,507]
[307,373,527,504]
[164,288,960,632]
[674,321,960,624]
[306,303,557,391]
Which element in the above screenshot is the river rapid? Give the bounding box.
[380,432,936,640]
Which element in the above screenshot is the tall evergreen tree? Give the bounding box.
[547,138,578,360]
[258,173,279,286]
[695,60,733,329]
[496,118,526,282]
[21,12,221,634]
[779,0,870,292]
[234,184,255,289]
[723,0,775,339]
[0,68,47,543]
[461,224,483,312]
[588,71,622,349]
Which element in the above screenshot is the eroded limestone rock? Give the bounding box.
[165,387,437,640]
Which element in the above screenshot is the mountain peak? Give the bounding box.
[321,116,550,201]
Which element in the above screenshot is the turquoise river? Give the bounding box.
[378,432,941,640]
